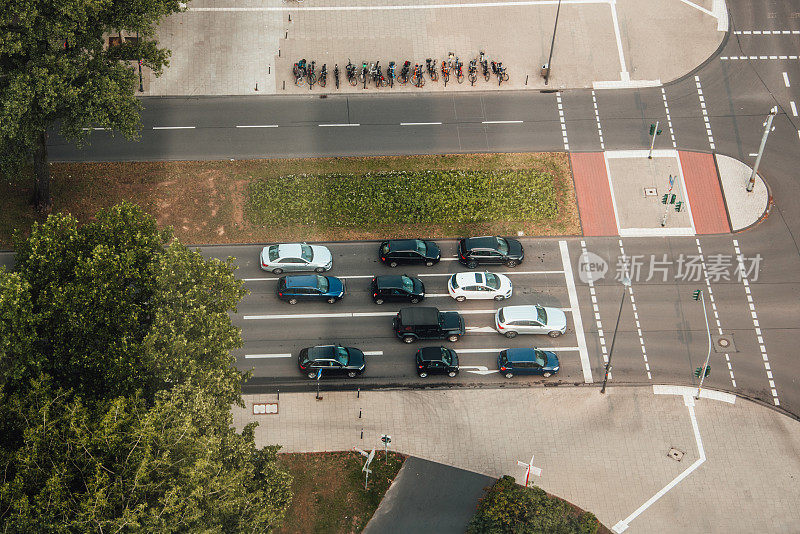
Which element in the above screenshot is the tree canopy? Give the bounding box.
[0,0,182,209]
[0,203,293,532]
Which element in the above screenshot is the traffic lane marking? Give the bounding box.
[241,266,560,282]
[244,351,385,358]
[560,240,592,383]
[242,307,575,320]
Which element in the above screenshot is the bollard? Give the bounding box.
[357,387,360,398]
[360,429,364,439]
[255,82,258,91]
[268,66,271,74]
[289,14,291,22]
[277,388,279,401]
[282,80,285,90]
[359,409,362,418]
[285,30,288,38]
[525,75,529,85]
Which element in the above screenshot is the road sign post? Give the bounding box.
[353,447,376,489]
[748,106,777,192]
[381,434,392,462]
[315,368,322,400]
[517,454,542,487]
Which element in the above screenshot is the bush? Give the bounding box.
[247,170,558,227]
[467,476,600,534]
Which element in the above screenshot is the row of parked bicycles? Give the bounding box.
[292,52,509,90]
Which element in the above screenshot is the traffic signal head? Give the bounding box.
[657,128,663,135]
[649,124,656,135]
[692,289,702,301]
[675,201,683,212]
[662,194,668,204]
[670,194,677,204]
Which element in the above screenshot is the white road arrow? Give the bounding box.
[459,365,499,375]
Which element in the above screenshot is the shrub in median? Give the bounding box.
[247,170,557,227]
[467,476,600,534]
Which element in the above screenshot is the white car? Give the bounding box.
[260,243,333,274]
[448,271,512,302]
[494,305,567,338]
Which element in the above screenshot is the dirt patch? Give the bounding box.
[0,153,580,248]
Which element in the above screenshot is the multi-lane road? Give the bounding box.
[37,1,800,416]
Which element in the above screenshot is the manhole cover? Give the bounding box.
[668,448,685,461]
[713,333,737,353]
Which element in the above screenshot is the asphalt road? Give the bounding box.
[31,1,800,417]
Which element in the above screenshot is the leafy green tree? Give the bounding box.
[7,201,247,406]
[467,476,600,534]
[0,0,183,210]
[0,378,292,533]
[0,269,35,391]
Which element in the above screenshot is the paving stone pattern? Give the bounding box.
[234,386,800,533]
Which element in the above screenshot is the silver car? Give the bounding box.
[495,305,567,338]
[260,243,333,274]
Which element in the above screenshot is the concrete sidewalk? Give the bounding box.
[143,0,726,96]
[235,385,800,533]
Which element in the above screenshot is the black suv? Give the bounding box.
[370,275,425,304]
[393,307,465,344]
[416,346,459,378]
[379,239,441,267]
[298,345,366,379]
[457,236,524,269]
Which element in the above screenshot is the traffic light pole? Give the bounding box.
[648,120,660,159]
[601,276,631,394]
[542,0,562,85]
[747,106,777,192]
[695,291,712,400]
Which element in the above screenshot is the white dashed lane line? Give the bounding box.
[732,239,780,406]
[783,72,791,87]
[618,239,651,380]
[721,55,799,60]
[318,123,360,127]
[591,90,605,150]
[580,240,610,377]
[152,126,196,130]
[400,122,442,126]
[237,124,279,128]
[660,87,677,148]
[734,30,800,35]
[556,92,569,150]
[695,238,736,388]
[694,75,715,150]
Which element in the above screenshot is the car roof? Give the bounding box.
[500,305,541,321]
[284,275,320,288]
[418,346,448,361]
[307,345,335,359]
[454,271,486,285]
[376,275,408,289]
[386,239,421,252]
[277,243,303,257]
[463,236,500,250]
[504,348,541,362]
[398,307,439,325]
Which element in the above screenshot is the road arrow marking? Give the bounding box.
[458,365,499,375]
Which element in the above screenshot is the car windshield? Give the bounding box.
[334,346,349,366]
[440,348,453,365]
[401,276,414,293]
[300,244,313,262]
[533,350,547,366]
[499,350,508,365]
[416,240,427,255]
[268,245,279,261]
[449,274,459,289]
[496,238,509,255]
[381,243,390,254]
[484,273,501,289]
[316,275,329,292]
[536,305,547,323]
[498,308,505,323]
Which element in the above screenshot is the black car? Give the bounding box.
[392,306,465,344]
[457,236,524,269]
[298,345,366,379]
[416,346,459,378]
[277,275,345,304]
[370,275,425,304]
[379,239,441,267]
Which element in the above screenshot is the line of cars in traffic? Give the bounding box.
[259,237,563,380]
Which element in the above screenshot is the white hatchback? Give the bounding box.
[447,271,512,302]
[260,243,333,274]
[494,305,567,338]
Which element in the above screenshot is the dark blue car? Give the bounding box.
[277,275,345,304]
[497,348,559,378]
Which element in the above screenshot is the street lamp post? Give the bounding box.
[543,0,563,85]
[693,289,712,400]
[747,106,777,192]
[600,276,631,394]
[137,31,144,92]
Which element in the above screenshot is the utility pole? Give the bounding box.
[692,290,712,399]
[648,121,662,159]
[601,276,631,394]
[747,106,777,192]
[542,0,563,85]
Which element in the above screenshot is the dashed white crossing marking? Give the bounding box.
[791,101,798,117]
[734,29,800,35]
[732,239,780,406]
[783,72,791,87]
[618,239,651,380]
[661,88,677,148]
[560,240,591,383]
[695,238,735,387]
[591,91,605,149]
[556,92,569,150]
[721,56,799,60]
[694,76,715,150]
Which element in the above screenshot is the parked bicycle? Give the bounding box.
[398,61,410,85]
[388,61,396,88]
[307,60,317,88]
[453,57,464,84]
[468,59,477,85]
[492,61,508,86]
[346,60,358,86]
[293,59,307,86]
[411,63,425,87]
[441,59,450,86]
[375,61,388,87]
[361,62,368,89]
[480,52,490,82]
[426,58,438,82]
[334,64,340,89]
[319,64,327,88]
